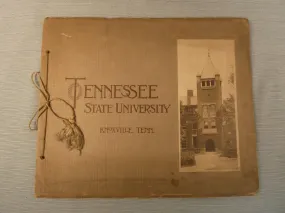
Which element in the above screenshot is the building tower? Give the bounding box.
[196,49,222,152]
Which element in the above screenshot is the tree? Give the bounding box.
[228,70,234,87]
[218,68,237,157]
[217,68,236,125]
[218,94,235,125]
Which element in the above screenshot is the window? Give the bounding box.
[202,105,208,118]
[211,120,216,128]
[204,121,209,129]
[187,107,193,114]
[192,123,198,129]
[201,79,215,88]
[209,104,216,117]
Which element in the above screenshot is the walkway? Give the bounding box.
[180,152,239,172]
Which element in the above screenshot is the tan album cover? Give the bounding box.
[31,18,259,198]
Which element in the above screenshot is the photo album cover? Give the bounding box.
[31,18,258,198]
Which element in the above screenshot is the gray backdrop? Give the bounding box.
[0,0,284,212]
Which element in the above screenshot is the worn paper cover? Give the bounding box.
[34,18,258,198]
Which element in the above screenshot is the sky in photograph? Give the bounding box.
[177,39,236,104]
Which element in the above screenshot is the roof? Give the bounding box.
[199,50,219,79]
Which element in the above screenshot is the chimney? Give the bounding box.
[187,90,193,105]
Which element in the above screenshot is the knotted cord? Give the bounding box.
[29,71,85,159]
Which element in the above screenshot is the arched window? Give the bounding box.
[209,104,216,117]
[202,105,208,118]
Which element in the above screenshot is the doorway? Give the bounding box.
[205,139,215,152]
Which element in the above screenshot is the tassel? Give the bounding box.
[56,119,85,155]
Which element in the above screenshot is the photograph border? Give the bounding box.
[173,19,258,197]
[177,39,241,172]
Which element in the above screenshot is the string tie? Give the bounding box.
[29,71,85,159]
